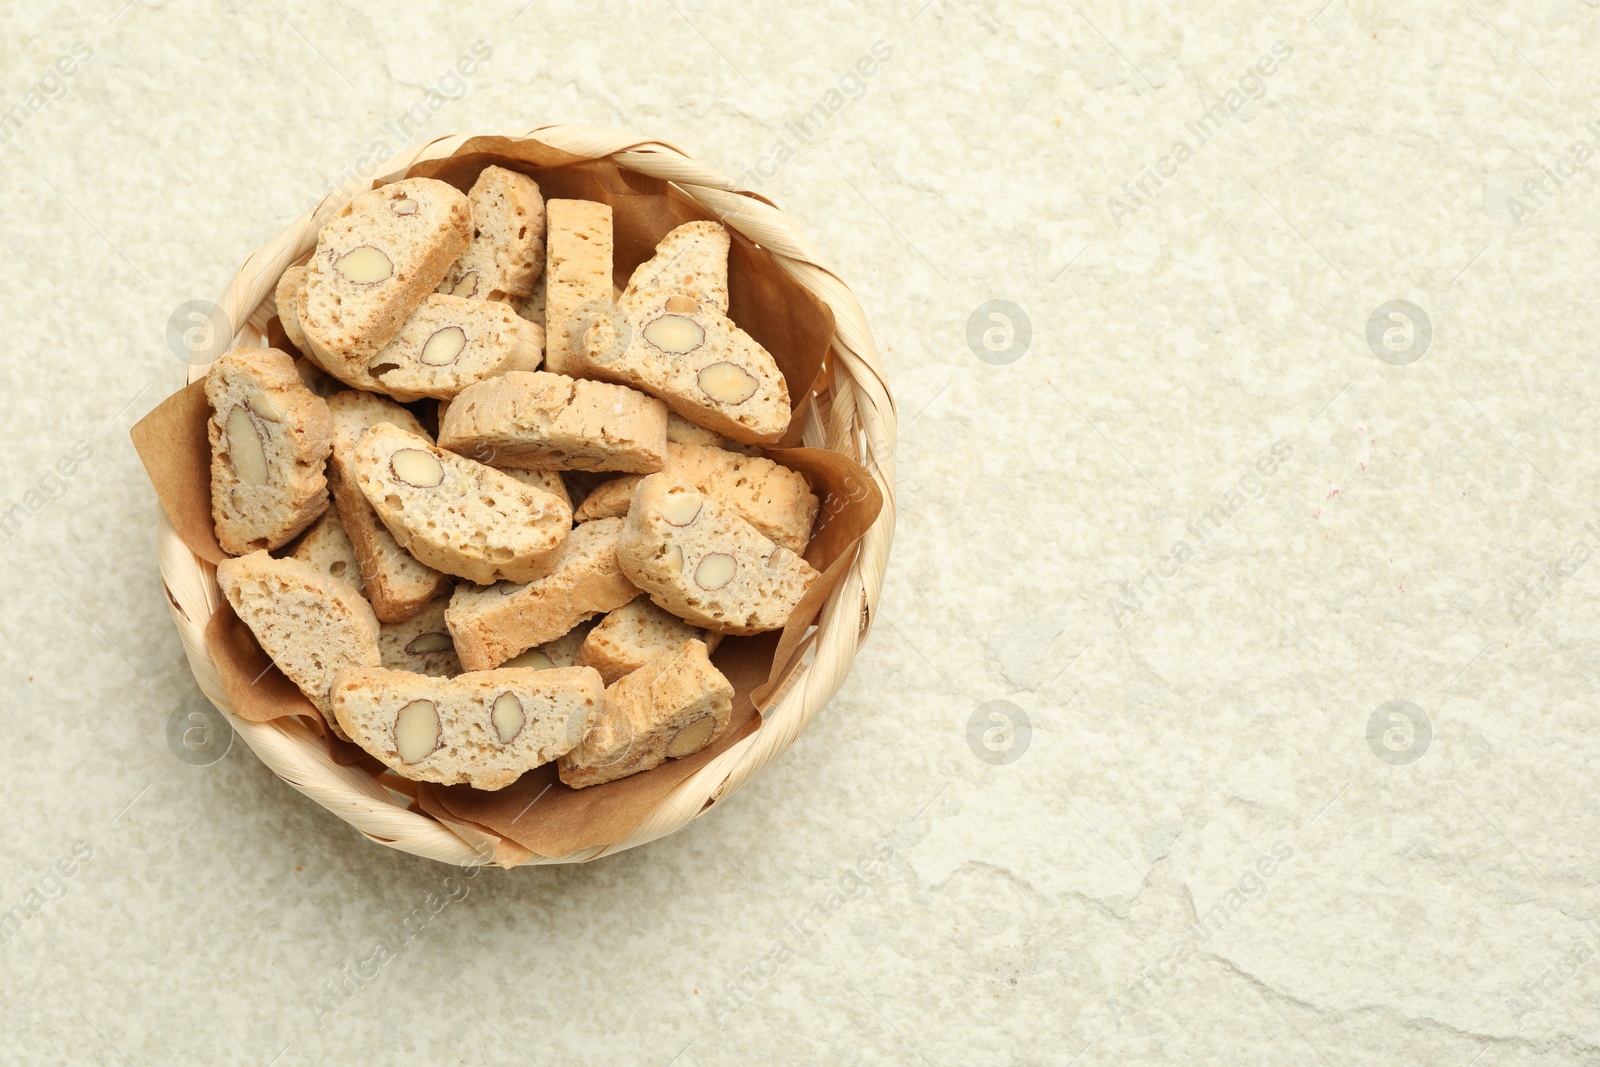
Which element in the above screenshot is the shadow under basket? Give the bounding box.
[146,125,896,867]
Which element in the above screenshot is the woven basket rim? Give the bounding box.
[158,124,897,866]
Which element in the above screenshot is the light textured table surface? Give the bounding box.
[4,1,1599,1064]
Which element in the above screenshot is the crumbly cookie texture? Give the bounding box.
[447,518,639,671]
[350,423,572,585]
[318,293,545,401]
[298,177,471,372]
[667,411,724,449]
[558,639,734,788]
[574,598,719,685]
[437,370,668,474]
[575,288,789,445]
[502,621,593,670]
[331,665,603,790]
[438,166,546,303]
[215,551,381,737]
[499,468,571,512]
[543,199,613,376]
[206,347,333,555]
[622,221,730,314]
[274,264,309,354]
[326,391,451,622]
[572,442,818,554]
[379,596,461,678]
[290,509,364,595]
[616,474,819,635]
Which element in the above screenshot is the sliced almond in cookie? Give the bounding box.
[340,294,544,401]
[572,442,817,553]
[558,639,733,788]
[616,474,818,635]
[574,289,789,444]
[379,596,461,678]
[330,664,602,790]
[447,518,640,671]
[622,221,731,314]
[437,370,668,473]
[437,165,546,303]
[543,199,613,376]
[298,177,472,372]
[326,391,451,622]
[349,423,571,585]
[206,347,333,555]
[215,551,381,737]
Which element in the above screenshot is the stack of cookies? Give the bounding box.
[207,169,822,791]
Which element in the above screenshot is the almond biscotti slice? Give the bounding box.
[351,423,571,585]
[501,468,571,512]
[289,509,364,595]
[617,475,819,635]
[575,289,790,444]
[621,221,730,314]
[338,293,544,402]
[326,392,451,622]
[379,596,460,678]
[667,411,725,449]
[274,264,309,354]
[574,599,720,685]
[543,199,613,376]
[447,518,639,671]
[206,347,333,555]
[502,621,593,670]
[572,443,818,553]
[297,178,471,371]
[215,551,381,736]
[330,665,602,790]
[437,166,546,303]
[558,640,733,788]
[437,370,668,473]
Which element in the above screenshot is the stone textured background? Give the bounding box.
[3,1,1599,1063]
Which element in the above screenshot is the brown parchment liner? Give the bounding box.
[133,136,882,860]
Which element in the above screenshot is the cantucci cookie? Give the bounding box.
[667,411,724,449]
[437,166,546,303]
[617,475,819,635]
[447,518,639,671]
[346,293,543,401]
[558,640,734,788]
[437,370,668,473]
[206,347,333,555]
[543,198,613,375]
[512,274,545,328]
[500,468,571,513]
[350,423,571,585]
[289,509,364,595]
[574,599,719,685]
[215,551,381,735]
[274,264,309,354]
[572,443,818,553]
[502,620,592,670]
[330,665,602,790]
[622,221,730,313]
[326,391,451,622]
[297,177,471,371]
[379,596,460,678]
[575,289,790,444]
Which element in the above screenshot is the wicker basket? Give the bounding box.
[156,125,896,866]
